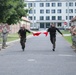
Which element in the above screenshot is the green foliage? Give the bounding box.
[0,0,28,25]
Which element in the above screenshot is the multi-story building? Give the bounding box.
[25,0,76,29]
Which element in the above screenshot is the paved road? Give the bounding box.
[0,33,76,75]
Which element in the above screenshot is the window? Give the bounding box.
[66,9,73,13]
[40,9,44,14]
[40,16,44,20]
[75,9,76,13]
[69,2,73,6]
[69,16,73,20]
[66,16,73,20]
[28,3,32,7]
[66,2,73,7]
[69,23,71,26]
[34,16,36,20]
[34,3,36,7]
[66,16,68,20]
[58,3,62,7]
[52,3,56,7]
[46,16,50,20]
[29,10,32,14]
[66,2,68,6]
[46,9,50,13]
[57,23,61,27]
[46,23,50,28]
[69,9,73,13]
[46,3,50,7]
[52,16,56,20]
[51,9,55,13]
[34,10,36,14]
[66,9,68,13]
[40,23,44,28]
[40,3,44,7]
[57,9,62,13]
[58,16,62,20]
[75,2,76,6]
[29,16,32,20]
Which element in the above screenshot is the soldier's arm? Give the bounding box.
[18,30,20,34]
[56,28,63,35]
[26,29,32,33]
[47,28,50,32]
[72,27,76,35]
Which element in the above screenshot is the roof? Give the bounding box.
[22,17,32,23]
[71,16,76,22]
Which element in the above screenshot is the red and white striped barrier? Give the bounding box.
[33,31,48,36]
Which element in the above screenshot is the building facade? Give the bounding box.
[25,0,76,29]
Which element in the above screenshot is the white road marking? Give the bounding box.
[58,54,75,57]
[28,59,36,62]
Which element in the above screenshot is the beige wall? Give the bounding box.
[0,20,31,34]
[10,21,31,33]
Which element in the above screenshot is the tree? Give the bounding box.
[0,0,13,23]
[0,0,28,25]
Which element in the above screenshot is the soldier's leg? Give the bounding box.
[20,37,26,51]
[50,36,53,44]
[52,37,56,51]
[2,36,6,48]
[20,38,22,47]
[20,38,24,49]
[2,40,5,48]
[22,39,25,49]
[53,37,56,49]
[4,35,8,47]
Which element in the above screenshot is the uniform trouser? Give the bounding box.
[71,35,74,46]
[20,37,26,49]
[50,36,56,49]
[2,34,7,48]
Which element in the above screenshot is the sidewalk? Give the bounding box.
[63,34,71,36]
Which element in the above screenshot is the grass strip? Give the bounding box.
[60,30,72,44]
[7,32,32,42]
[64,36,72,44]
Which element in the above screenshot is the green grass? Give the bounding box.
[7,33,19,42]
[64,36,72,44]
[7,32,31,42]
[60,30,72,44]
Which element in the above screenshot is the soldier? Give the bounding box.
[2,24,9,49]
[18,25,32,51]
[69,25,75,48]
[47,23,63,51]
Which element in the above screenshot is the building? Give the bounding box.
[7,17,31,33]
[25,0,76,29]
